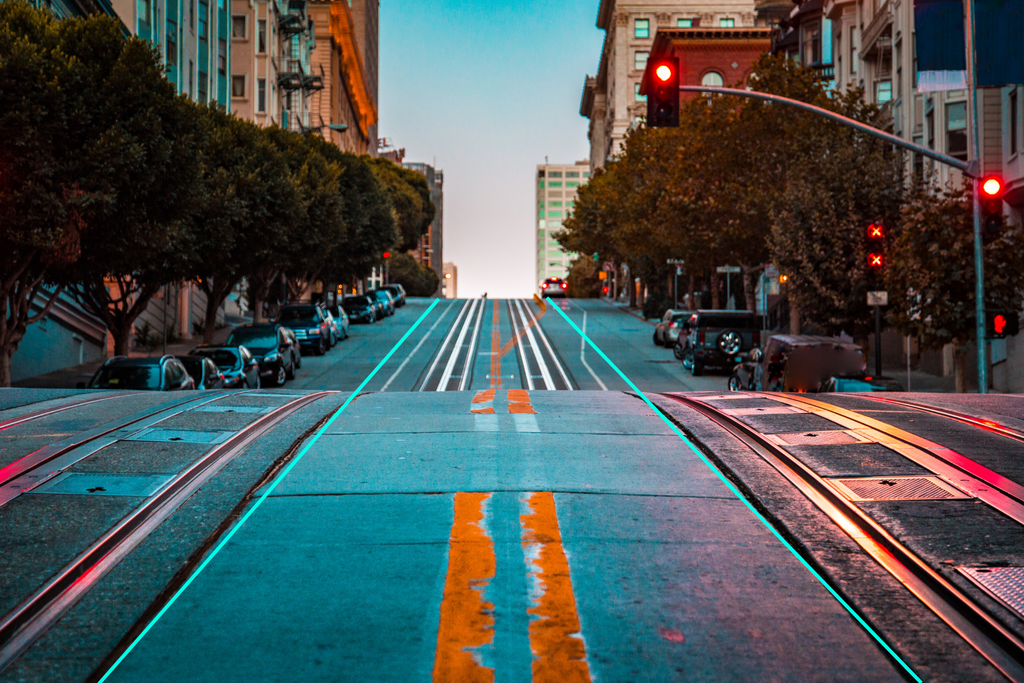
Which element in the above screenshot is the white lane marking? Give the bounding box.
[521,299,573,391]
[381,301,456,392]
[419,300,472,392]
[512,414,540,433]
[508,300,535,390]
[438,299,480,391]
[474,414,499,432]
[514,299,554,390]
[579,309,608,391]
[459,297,487,391]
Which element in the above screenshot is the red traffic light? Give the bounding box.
[383,251,391,259]
[867,223,884,239]
[982,177,1003,197]
[868,253,885,268]
[995,315,1007,335]
[655,64,673,82]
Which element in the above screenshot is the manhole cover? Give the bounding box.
[723,407,804,416]
[769,431,867,445]
[127,429,235,444]
[31,472,173,497]
[830,476,971,501]
[958,566,1024,620]
[193,405,275,414]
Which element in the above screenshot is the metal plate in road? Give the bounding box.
[30,472,173,497]
[127,429,235,444]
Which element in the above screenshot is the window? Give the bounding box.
[849,26,858,74]
[547,182,562,187]
[719,17,734,27]
[701,71,723,87]
[876,80,892,103]
[634,51,648,72]
[566,171,580,178]
[218,39,227,75]
[634,83,646,102]
[166,22,177,67]
[550,201,563,207]
[895,41,902,99]
[912,134,924,179]
[946,102,968,161]
[677,18,692,27]
[258,78,266,112]
[217,0,224,9]
[232,16,246,38]
[232,74,245,98]
[583,172,590,177]
[189,0,194,30]
[1011,89,1019,156]
[198,70,208,103]
[634,18,649,38]
[257,19,266,52]
[801,20,821,66]
[567,181,579,187]
[926,107,934,149]
[549,171,562,178]
[198,0,207,39]
[189,59,194,97]
[537,181,545,189]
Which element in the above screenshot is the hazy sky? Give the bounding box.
[378,0,604,298]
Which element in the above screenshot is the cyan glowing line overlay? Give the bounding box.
[546,299,922,683]
[97,298,442,683]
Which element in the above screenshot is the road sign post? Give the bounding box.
[717,266,742,310]
[868,291,888,377]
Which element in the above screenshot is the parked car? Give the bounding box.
[653,309,693,346]
[755,335,885,393]
[343,296,376,324]
[381,284,406,307]
[190,345,261,389]
[370,289,395,317]
[81,356,194,391]
[683,310,761,376]
[324,308,348,344]
[328,305,350,339]
[276,305,331,355]
[178,355,226,390]
[540,277,568,298]
[821,375,904,392]
[226,323,300,384]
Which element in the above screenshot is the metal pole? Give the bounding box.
[907,335,912,392]
[674,269,678,306]
[964,0,988,394]
[726,274,731,310]
[875,305,882,377]
[161,284,167,356]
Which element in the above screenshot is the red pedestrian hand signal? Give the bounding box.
[995,315,1007,335]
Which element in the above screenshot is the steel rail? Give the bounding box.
[458,297,486,392]
[0,393,130,433]
[773,394,1024,520]
[418,299,471,392]
[660,393,1024,681]
[860,395,1024,444]
[0,391,333,671]
[437,298,480,391]
[0,392,243,499]
[514,299,554,390]
[507,300,534,390]
[526,298,575,391]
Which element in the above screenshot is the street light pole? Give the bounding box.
[964,0,989,393]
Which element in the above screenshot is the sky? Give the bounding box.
[378,0,605,299]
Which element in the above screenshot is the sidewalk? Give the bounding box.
[13,321,239,390]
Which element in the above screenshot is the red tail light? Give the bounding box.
[699,330,705,345]
[560,282,567,289]
[668,322,677,329]
[542,283,548,288]
[753,331,760,347]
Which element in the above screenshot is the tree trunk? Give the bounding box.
[710,272,721,310]
[629,273,637,308]
[742,267,757,313]
[954,344,968,393]
[201,277,238,344]
[687,275,695,310]
[0,346,12,388]
[789,299,801,335]
[112,323,133,357]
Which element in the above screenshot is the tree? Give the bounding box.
[0,2,91,386]
[59,16,205,355]
[366,158,435,251]
[192,108,301,339]
[886,183,1024,392]
[387,252,439,297]
[565,257,602,299]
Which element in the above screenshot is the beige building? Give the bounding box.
[537,161,590,285]
[442,263,457,299]
[580,0,760,171]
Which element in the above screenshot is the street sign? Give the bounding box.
[598,271,608,280]
[716,266,742,274]
[603,261,615,272]
[867,291,889,306]
[676,266,682,276]
[666,259,685,265]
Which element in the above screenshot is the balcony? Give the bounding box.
[812,63,835,81]
[861,3,893,60]
[278,59,305,91]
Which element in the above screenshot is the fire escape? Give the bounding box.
[276,0,322,131]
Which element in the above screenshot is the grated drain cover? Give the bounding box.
[769,431,867,445]
[724,406,804,416]
[127,429,235,444]
[958,566,1024,620]
[193,405,274,414]
[830,476,971,501]
[31,472,173,497]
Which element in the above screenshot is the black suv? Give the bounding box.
[225,323,300,385]
[81,355,194,391]
[276,305,331,355]
[682,310,761,376]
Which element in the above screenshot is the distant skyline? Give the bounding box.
[378,0,603,298]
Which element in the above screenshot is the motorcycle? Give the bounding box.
[728,348,762,391]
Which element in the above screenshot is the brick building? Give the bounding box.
[643,26,771,100]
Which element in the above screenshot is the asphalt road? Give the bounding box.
[1,297,1023,683]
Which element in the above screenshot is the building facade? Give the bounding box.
[442,262,457,299]
[402,162,444,289]
[536,161,590,285]
[112,0,231,106]
[580,0,760,171]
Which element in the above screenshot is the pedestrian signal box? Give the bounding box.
[987,311,1020,339]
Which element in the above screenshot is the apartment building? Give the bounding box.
[580,0,760,171]
[229,0,317,131]
[402,162,444,288]
[112,0,231,106]
[442,263,457,299]
[536,161,590,285]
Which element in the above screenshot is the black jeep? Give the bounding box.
[682,310,761,376]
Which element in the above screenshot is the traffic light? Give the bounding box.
[866,222,886,276]
[383,251,391,259]
[986,310,1020,338]
[646,58,680,128]
[980,176,1005,242]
